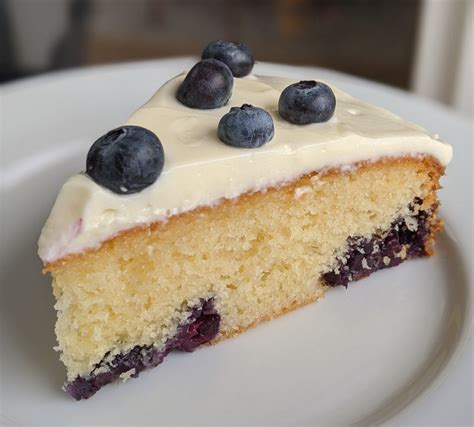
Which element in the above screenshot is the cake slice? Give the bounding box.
[38,43,452,400]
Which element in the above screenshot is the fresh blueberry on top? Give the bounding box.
[86,125,164,194]
[176,59,233,109]
[202,40,254,77]
[218,104,274,148]
[278,80,336,124]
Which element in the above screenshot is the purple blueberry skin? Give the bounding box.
[278,80,336,125]
[176,59,234,109]
[86,125,164,195]
[218,104,274,148]
[202,40,254,77]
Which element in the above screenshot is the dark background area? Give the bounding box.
[0,0,421,88]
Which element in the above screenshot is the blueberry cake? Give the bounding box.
[38,41,452,400]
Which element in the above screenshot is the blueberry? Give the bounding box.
[202,40,254,77]
[86,125,164,194]
[218,104,274,148]
[278,80,336,124]
[176,59,233,109]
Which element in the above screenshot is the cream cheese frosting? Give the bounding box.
[38,72,452,263]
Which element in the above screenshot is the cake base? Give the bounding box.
[65,204,436,400]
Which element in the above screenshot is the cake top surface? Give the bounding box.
[38,72,452,263]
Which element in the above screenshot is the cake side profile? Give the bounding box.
[45,157,444,400]
[38,42,452,400]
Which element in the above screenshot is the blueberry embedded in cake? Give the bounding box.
[38,41,452,400]
[65,299,220,400]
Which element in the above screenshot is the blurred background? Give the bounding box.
[1,0,472,117]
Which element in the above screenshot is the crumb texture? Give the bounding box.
[48,156,443,381]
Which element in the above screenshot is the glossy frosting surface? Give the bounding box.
[38,73,452,262]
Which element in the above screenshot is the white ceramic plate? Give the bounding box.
[1,58,472,426]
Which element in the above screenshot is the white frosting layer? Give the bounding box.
[38,73,452,262]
